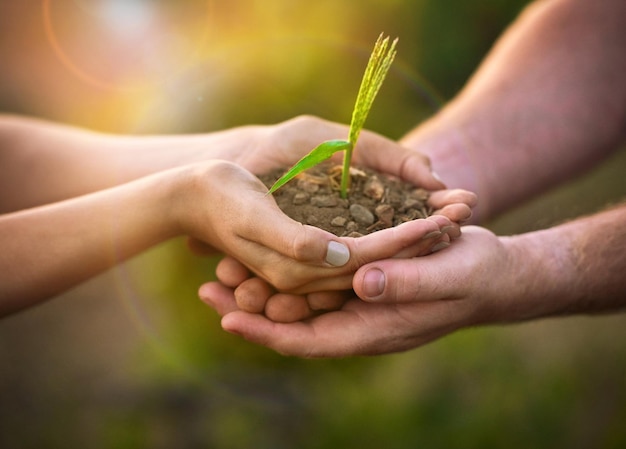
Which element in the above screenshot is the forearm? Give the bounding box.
[0,167,186,316]
[0,114,262,212]
[498,203,626,322]
[401,0,626,221]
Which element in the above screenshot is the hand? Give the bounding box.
[180,161,474,295]
[232,116,445,193]
[206,213,460,321]
[199,227,531,357]
[188,115,459,256]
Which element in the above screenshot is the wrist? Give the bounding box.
[167,160,251,243]
[498,228,578,322]
[145,165,206,241]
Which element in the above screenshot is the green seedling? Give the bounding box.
[268,33,398,198]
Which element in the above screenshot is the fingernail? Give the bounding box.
[362,268,385,299]
[432,171,443,183]
[421,230,442,241]
[440,225,456,235]
[460,210,473,224]
[326,241,350,267]
[431,241,451,253]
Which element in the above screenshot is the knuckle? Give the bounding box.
[290,225,320,262]
[392,263,421,302]
[264,269,300,292]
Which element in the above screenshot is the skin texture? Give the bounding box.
[0,115,474,316]
[200,0,626,357]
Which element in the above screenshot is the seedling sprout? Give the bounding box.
[268,33,398,199]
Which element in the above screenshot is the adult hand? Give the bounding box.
[199,227,500,357]
[199,226,546,357]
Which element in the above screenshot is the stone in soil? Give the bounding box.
[259,161,433,237]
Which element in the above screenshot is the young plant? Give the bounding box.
[268,33,398,199]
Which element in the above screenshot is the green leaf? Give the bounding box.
[266,33,397,198]
[267,139,352,195]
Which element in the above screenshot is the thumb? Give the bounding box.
[246,203,352,268]
[353,254,458,303]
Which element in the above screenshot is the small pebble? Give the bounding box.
[410,188,429,201]
[375,204,395,227]
[349,204,375,226]
[331,216,347,227]
[402,198,423,210]
[311,195,338,207]
[292,192,309,205]
[297,179,320,193]
[404,209,421,220]
[364,177,385,200]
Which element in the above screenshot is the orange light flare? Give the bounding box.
[39,0,215,131]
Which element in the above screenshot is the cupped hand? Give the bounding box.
[181,161,469,295]
[188,115,476,257]
[200,227,522,357]
[204,214,458,323]
[237,115,445,192]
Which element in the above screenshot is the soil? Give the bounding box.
[258,161,433,237]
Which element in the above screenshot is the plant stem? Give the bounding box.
[340,142,354,199]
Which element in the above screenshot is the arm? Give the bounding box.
[204,203,626,357]
[401,0,626,222]
[0,114,256,212]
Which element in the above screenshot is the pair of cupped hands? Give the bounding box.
[187,117,478,358]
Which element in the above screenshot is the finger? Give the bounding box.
[353,254,460,303]
[306,290,351,311]
[342,218,441,268]
[264,293,314,323]
[216,257,251,287]
[221,300,460,358]
[393,231,452,258]
[428,189,478,211]
[284,273,355,295]
[198,282,240,316]
[426,214,461,240]
[221,310,357,357]
[432,203,473,226]
[235,278,273,313]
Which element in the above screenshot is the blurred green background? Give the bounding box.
[1,1,625,448]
